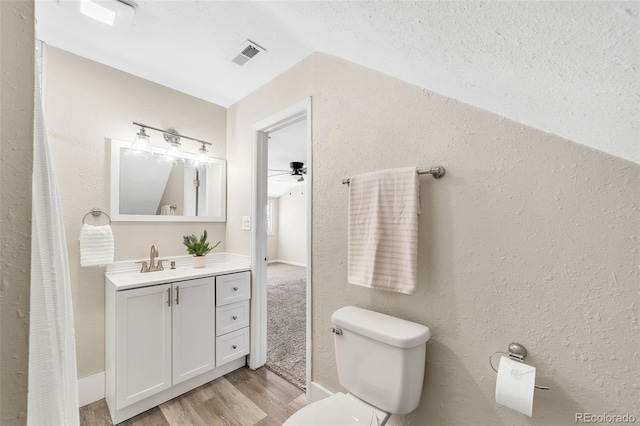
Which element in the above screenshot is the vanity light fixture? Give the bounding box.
[128,122,212,167]
[191,144,211,169]
[124,127,153,158]
[157,129,184,164]
[158,141,184,164]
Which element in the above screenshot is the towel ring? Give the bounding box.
[82,208,111,225]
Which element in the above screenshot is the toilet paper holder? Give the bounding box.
[489,343,550,390]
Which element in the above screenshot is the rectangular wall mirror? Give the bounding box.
[110,139,226,222]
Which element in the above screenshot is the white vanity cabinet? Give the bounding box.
[105,266,250,424]
[215,271,251,367]
[171,277,216,384]
[114,283,173,409]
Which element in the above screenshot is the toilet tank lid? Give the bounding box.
[331,306,431,348]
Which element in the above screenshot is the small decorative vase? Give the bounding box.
[192,255,207,268]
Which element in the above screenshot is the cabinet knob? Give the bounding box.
[232,315,238,320]
[232,345,237,350]
[232,287,238,291]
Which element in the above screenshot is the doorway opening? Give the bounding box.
[265,119,308,389]
[250,98,312,393]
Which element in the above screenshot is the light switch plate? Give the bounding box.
[242,216,251,230]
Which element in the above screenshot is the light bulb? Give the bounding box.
[158,142,184,165]
[125,128,153,158]
[191,144,210,169]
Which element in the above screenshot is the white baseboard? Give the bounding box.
[268,259,307,267]
[308,381,332,404]
[78,371,105,407]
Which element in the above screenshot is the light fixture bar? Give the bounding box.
[132,122,212,146]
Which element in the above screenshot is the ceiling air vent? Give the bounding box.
[231,40,266,66]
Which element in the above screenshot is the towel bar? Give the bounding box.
[342,166,445,185]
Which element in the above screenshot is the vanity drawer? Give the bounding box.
[216,271,250,306]
[216,327,249,367]
[216,300,250,336]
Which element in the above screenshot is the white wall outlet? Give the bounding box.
[242,216,251,230]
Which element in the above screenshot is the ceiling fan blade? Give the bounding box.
[268,169,290,172]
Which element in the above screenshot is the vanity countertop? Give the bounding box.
[106,254,250,290]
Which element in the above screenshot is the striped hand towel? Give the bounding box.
[79,224,114,267]
[348,167,419,294]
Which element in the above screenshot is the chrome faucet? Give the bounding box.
[150,244,158,267]
[136,244,167,273]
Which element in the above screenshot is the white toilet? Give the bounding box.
[284,306,431,426]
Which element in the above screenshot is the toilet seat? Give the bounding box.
[283,392,390,426]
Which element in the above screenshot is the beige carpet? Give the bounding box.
[266,262,306,389]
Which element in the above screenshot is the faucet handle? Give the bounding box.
[156,259,168,271]
[135,261,149,272]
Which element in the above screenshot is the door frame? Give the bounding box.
[249,97,312,392]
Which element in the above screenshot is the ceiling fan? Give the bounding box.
[268,162,307,182]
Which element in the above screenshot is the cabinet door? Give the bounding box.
[172,277,216,385]
[116,283,172,409]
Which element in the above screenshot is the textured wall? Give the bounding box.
[44,46,227,378]
[0,1,34,423]
[227,53,639,425]
[277,186,308,265]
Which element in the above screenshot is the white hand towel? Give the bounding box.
[160,204,171,215]
[79,224,114,267]
[348,167,419,294]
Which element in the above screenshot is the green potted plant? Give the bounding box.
[182,230,221,268]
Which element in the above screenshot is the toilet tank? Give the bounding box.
[331,306,431,415]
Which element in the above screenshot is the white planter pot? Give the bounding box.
[191,256,207,268]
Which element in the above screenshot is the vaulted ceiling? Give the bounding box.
[36,1,639,163]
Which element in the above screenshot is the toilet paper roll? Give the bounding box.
[495,356,536,417]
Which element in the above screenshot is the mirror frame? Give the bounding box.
[110,139,226,222]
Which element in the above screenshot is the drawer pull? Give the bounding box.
[232,286,238,291]
[232,315,238,320]
[232,345,237,350]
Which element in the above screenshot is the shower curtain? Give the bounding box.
[27,41,79,425]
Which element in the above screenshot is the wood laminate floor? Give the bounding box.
[80,367,306,426]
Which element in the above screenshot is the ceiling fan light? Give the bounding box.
[289,161,304,172]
